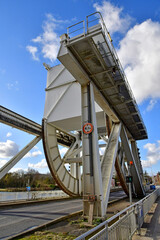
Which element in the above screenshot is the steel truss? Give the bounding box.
[0,12,147,222]
[41,64,145,219]
[56,12,147,219]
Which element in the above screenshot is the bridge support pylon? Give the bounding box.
[81,83,105,220]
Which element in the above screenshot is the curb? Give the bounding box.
[6,210,83,240]
[6,196,127,240]
[107,196,128,205]
[0,196,81,209]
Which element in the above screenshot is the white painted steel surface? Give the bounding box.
[42,120,80,196]
[0,105,42,136]
[131,141,144,182]
[43,64,105,132]
[58,13,147,140]
[102,123,121,211]
[0,136,41,179]
[53,12,147,218]
[81,83,104,218]
[120,126,145,196]
[0,12,148,222]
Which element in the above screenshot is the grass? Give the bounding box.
[19,231,75,240]
[17,216,105,239]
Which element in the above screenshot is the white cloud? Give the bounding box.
[93,2,160,104]
[32,36,42,43]
[24,150,42,158]
[7,81,19,91]
[33,146,38,150]
[141,141,160,168]
[6,132,12,137]
[32,150,42,157]
[28,158,47,169]
[0,140,19,158]
[117,19,160,103]
[0,159,7,168]
[9,167,27,173]
[99,147,105,156]
[26,45,39,61]
[59,147,68,157]
[146,99,157,111]
[27,14,63,62]
[93,1,132,35]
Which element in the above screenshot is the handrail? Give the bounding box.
[66,12,147,137]
[67,20,85,37]
[85,12,147,133]
[75,188,159,239]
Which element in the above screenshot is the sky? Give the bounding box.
[0,0,160,176]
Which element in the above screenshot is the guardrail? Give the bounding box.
[0,187,121,202]
[0,190,68,202]
[75,188,160,240]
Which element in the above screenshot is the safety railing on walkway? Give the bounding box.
[75,188,160,240]
[66,12,147,136]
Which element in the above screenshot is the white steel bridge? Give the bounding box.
[0,12,147,221]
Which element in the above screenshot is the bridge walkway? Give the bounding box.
[133,196,160,240]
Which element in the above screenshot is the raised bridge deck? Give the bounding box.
[58,14,147,141]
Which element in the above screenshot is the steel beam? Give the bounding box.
[65,158,82,163]
[105,114,128,195]
[81,83,104,219]
[120,126,145,196]
[0,136,42,179]
[101,122,121,211]
[115,155,129,196]
[131,141,144,183]
[0,105,75,147]
[0,106,42,136]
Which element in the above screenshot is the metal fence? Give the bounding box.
[75,188,160,240]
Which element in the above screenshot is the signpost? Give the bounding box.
[83,123,93,134]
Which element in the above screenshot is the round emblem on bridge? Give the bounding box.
[83,123,93,134]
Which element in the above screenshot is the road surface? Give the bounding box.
[0,190,126,239]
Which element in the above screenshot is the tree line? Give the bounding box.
[0,168,57,191]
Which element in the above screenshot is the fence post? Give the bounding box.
[105,222,109,240]
[135,205,141,235]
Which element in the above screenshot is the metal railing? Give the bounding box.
[67,21,85,38]
[0,190,68,202]
[75,188,160,240]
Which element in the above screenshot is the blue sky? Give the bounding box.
[0,0,160,175]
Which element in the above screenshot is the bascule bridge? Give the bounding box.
[0,12,147,221]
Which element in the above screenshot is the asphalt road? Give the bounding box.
[0,191,126,239]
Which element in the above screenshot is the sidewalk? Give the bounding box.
[133,196,160,240]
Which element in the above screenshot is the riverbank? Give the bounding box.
[0,187,59,192]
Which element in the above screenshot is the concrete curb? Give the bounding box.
[0,196,81,209]
[107,196,128,205]
[6,210,83,240]
[6,196,127,240]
